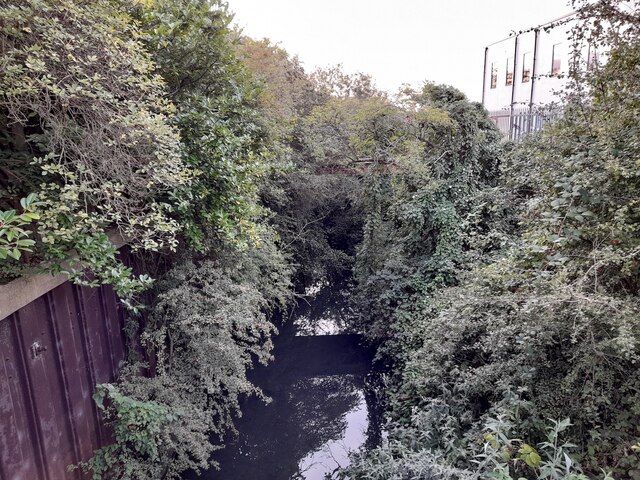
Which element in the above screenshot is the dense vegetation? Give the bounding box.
[1,0,638,479]
[344,2,640,479]
[2,0,292,477]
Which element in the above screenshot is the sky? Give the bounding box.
[228,0,574,102]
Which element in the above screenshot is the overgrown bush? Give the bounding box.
[131,0,272,252]
[346,1,640,478]
[83,243,292,479]
[0,0,189,300]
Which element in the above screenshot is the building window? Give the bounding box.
[587,44,599,70]
[522,52,532,82]
[551,43,562,76]
[505,57,514,86]
[490,62,497,89]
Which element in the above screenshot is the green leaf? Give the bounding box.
[518,444,541,468]
[7,248,21,260]
[16,239,36,247]
[557,418,572,431]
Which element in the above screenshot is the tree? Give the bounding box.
[131,0,272,251]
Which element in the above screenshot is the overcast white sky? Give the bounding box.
[228,0,573,102]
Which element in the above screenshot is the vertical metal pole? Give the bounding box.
[530,29,540,115]
[509,34,519,140]
[482,47,488,106]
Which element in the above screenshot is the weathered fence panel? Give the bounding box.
[0,279,127,480]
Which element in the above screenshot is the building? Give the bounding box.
[481,12,596,140]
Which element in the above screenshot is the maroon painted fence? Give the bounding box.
[0,278,128,480]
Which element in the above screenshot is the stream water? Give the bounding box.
[189,284,379,480]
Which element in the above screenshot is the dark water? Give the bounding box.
[190,285,378,480]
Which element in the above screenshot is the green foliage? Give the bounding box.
[79,384,174,480]
[84,235,292,479]
[353,83,504,340]
[236,38,322,141]
[0,0,188,245]
[302,95,416,169]
[263,170,363,288]
[249,58,372,287]
[347,2,640,479]
[345,397,614,480]
[476,410,585,480]
[1,0,280,315]
[2,2,295,477]
[0,0,189,303]
[132,0,271,251]
[310,65,380,100]
[0,193,38,260]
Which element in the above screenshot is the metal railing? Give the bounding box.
[488,107,562,141]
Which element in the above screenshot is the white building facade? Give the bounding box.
[482,13,584,139]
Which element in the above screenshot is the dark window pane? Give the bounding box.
[552,43,562,76]
[522,52,532,82]
[506,57,514,86]
[491,62,497,89]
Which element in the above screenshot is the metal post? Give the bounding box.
[509,34,519,140]
[529,29,540,115]
[482,47,488,105]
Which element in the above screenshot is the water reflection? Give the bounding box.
[293,281,356,336]
[188,283,378,480]
[217,375,366,480]
[298,390,368,479]
[203,371,367,480]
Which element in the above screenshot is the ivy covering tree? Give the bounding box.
[345,1,640,479]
